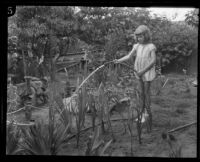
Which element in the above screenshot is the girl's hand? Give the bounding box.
[137,71,144,78]
[113,59,119,64]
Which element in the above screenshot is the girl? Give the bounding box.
[114,25,157,131]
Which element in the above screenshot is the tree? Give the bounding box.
[185,9,199,28]
[9,6,82,80]
[8,6,198,78]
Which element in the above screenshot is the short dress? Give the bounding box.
[133,43,157,81]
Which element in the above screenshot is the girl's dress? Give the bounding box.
[133,43,157,81]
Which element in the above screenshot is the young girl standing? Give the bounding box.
[114,25,157,131]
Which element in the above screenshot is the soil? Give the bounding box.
[7,73,197,157]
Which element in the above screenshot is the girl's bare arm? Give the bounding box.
[117,46,136,63]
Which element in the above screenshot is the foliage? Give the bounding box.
[18,119,71,155]
[155,21,197,70]
[75,78,88,147]
[54,93,72,133]
[8,6,82,80]
[85,126,112,156]
[7,84,19,112]
[185,9,199,28]
[19,122,51,155]
[8,7,198,77]
[161,133,182,157]
[96,82,107,134]
[6,123,21,155]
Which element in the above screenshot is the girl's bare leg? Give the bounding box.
[139,79,145,114]
[144,81,152,131]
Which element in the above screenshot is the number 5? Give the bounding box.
[8,7,13,15]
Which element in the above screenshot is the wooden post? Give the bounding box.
[48,18,54,147]
[84,59,87,79]
[22,50,27,83]
[25,101,32,121]
[78,63,80,75]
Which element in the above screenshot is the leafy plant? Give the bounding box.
[85,126,112,156]
[54,93,72,132]
[19,119,70,155]
[19,122,51,155]
[6,123,21,155]
[87,93,97,131]
[161,133,182,158]
[96,82,107,134]
[169,146,182,158]
[74,77,88,147]
[109,97,130,134]
[18,81,71,155]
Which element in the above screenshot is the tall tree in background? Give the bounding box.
[9,6,82,80]
[8,6,198,80]
[185,9,199,28]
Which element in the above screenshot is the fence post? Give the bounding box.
[25,101,32,121]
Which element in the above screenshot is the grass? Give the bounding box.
[186,126,197,140]
[152,97,172,108]
[181,93,196,99]
[153,107,187,130]
[174,108,187,115]
[168,79,176,85]
[176,102,191,109]
[167,89,179,96]
[175,103,191,115]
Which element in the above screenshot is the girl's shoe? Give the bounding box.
[135,110,149,123]
[192,79,197,87]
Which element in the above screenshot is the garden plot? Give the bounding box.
[6,73,197,157]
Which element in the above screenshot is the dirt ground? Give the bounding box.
[8,73,197,157]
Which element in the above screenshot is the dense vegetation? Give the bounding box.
[8,7,198,82]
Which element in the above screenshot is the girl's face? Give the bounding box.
[137,34,145,44]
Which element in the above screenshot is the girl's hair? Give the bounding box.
[134,25,152,43]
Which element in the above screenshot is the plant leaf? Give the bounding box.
[92,139,104,151]
[99,140,112,156]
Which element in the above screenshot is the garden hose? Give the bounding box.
[74,60,137,94]
[59,60,140,116]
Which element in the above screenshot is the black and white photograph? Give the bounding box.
[6,5,198,157]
